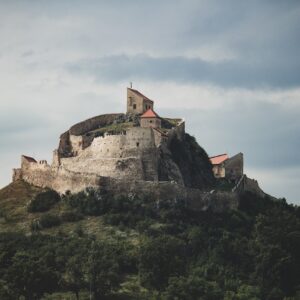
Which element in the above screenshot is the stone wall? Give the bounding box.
[140,117,161,128]
[58,114,123,157]
[60,128,160,181]
[225,153,243,182]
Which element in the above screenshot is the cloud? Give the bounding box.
[67,54,300,88]
[0,0,299,204]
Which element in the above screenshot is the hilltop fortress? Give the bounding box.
[12,88,264,211]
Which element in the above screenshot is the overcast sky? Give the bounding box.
[0,0,299,204]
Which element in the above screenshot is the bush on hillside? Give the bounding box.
[60,211,84,222]
[30,214,61,231]
[27,190,61,213]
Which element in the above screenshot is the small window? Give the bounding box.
[150,120,153,123]
[136,142,140,147]
[133,104,136,109]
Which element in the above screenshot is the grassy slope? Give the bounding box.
[0,180,139,241]
[0,180,142,299]
[0,180,45,232]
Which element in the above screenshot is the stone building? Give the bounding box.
[210,154,228,178]
[127,88,154,114]
[10,87,263,209]
[210,153,244,182]
[12,88,191,194]
[140,108,161,128]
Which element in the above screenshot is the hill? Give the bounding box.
[0,181,299,300]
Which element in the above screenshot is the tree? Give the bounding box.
[87,241,121,299]
[139,235,186,291]
[162,275,222,300]
[65,255,86,300]
[5,252,59,300]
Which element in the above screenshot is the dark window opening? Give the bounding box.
[150,120,153,123]
[136,142,140,147]
[133,104,136,109]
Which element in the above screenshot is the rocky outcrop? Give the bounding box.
[169,134,216,189]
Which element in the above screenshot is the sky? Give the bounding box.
[0,0,299,204]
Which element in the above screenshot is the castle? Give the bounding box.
[13,88,187,193]
[12,87,263,210]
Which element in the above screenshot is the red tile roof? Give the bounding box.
[22,155,37,163]
[128,88,154,103]
[209,154,229,165]
[141,108,160,118]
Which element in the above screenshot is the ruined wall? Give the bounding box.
[59,127,159,181]
[15,163,238,212]
[103,178,238,212]
[19,165,104,194]
[58,114,123,157]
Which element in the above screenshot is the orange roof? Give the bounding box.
[141,108,160,118]
[209,154,229,165]
[128,88,154,103]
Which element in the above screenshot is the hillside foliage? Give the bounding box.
[0,185,299,299]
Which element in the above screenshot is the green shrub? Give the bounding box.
[31,214,61,230]
[60,211,84,222]
[39,214,61,228]
[27,190,61,213]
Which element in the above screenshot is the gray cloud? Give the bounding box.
[67,54,300,88]
[0,0,300,204]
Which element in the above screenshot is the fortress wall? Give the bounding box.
[90,133,127,158]
[75,127,156,159]
[58,127,159,180]
[15,158,238,212]
[225,153,244,181]
[153,129,167,147]
[17,163,105,194]
[69,135,84,155]
[125,127,155,149]
[69,113,123,136]
[60,156,146,180]
[104,179,238,212]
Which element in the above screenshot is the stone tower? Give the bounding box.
[140,108,161,128]
[127,88,154,114]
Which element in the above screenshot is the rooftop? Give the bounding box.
[22,155,37,163]
[128,88,154,103]
[209,154,229,165]
[141,108,160,118]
